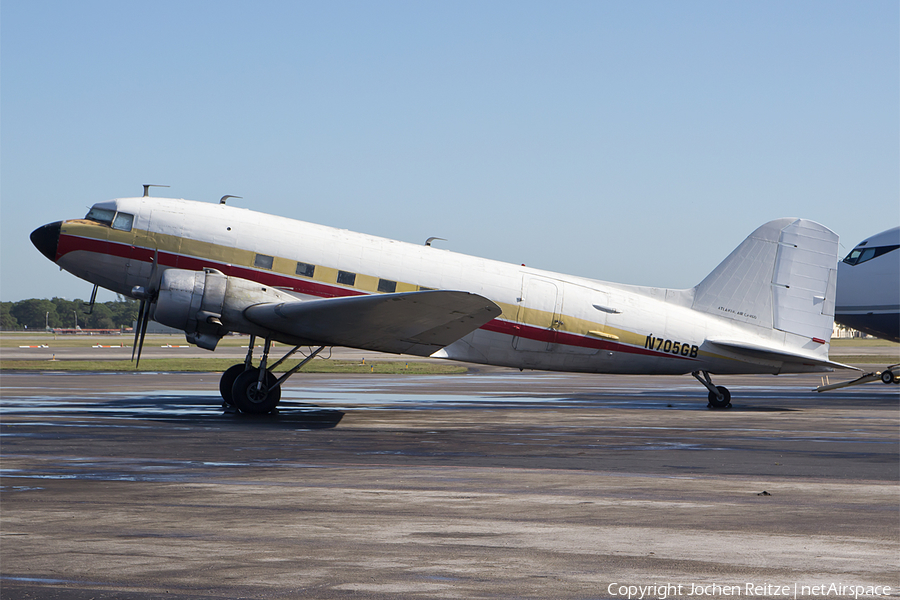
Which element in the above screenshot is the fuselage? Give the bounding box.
[32,196,837,376]
[835,227,900,343]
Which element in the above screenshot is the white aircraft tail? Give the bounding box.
[691,218,839,343]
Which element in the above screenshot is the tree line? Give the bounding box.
[0,297,140,331]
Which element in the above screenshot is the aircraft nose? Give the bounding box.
[31,221,62,262]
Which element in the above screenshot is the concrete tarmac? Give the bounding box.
[1,369,898,599]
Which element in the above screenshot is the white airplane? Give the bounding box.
[817,226,899,391]
[30,188,851,414]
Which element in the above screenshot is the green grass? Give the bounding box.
[0,333,259,349]
[7,333,898,349]
[0,358,467,374]
[3,332,895,371]
[829,338,899,348]
[829,356,899,366]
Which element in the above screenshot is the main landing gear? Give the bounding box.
[692,370,731,409]
[220,334,326,414]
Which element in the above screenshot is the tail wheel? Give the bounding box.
[232,368,281,414]
[707,386,731,409]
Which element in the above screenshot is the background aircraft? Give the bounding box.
[818,226,899,391]
[835,226,899,343]
[31,190,850,414]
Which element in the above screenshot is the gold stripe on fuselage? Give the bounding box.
[62,220,663,349]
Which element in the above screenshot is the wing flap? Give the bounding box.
[706,339,856,371]
[244,290,502,356]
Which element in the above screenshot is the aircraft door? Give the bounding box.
[563,284,618,358]
[513,276,563,351]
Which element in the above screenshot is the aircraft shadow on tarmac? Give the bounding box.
[3,394,345,429]
[492,392,801,412]
[4,383,895,428]
[228,405,345,428]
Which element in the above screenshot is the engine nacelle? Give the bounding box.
[152,268,297,350]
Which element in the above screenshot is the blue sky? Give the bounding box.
[2,1,897,302]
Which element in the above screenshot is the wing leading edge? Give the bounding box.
[243,290,502,356]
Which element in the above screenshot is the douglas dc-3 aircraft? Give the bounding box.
[30,188,853,414]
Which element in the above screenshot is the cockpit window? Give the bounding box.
[112,212,134,232]
[84,207,133,232]
[843,244,900,266]
[85,207,115,226]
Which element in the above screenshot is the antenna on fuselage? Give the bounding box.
[220,195,242,205]
[142,184,170,197]
[425,237,447,247]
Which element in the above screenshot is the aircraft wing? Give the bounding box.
[705,339,857,371]
[243,290,502,356]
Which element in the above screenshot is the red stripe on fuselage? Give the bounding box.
[479,319,690,359]
[57,233,364,298]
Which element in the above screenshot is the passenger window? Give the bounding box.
[296,262,315,277]
[254,254,274,269]
[112,212,134,232]
[337,270,356,286]
[85,207,115,226]
[378,279,397,293]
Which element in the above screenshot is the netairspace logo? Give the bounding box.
[605,582,893,599]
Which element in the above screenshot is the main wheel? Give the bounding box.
[232,368,281,414]
[707,386,731,409]
[219,364,247,406]
[881,370,894,385]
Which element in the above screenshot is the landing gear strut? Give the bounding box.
[218,336,326,415]
[692,370,731,409]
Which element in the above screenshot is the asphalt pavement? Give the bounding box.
[1,369,898,599]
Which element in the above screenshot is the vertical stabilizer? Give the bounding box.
[692,219,838,342]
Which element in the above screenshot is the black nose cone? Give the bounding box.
[31,221,62,262]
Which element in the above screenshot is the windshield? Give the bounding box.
[85,206,115,226]
[84,206,133,232]
[843,244,899,266]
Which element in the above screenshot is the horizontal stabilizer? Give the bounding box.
[244,290,502,356]
[706,339,856,371]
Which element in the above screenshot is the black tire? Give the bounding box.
[232,368,281,414]
[219,364,247,406]
[707,386,731,409]
[881,370,894,385]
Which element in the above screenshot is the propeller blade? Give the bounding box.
[135,303,151,368]
[132,299,146,361]
[133,249,160,368]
